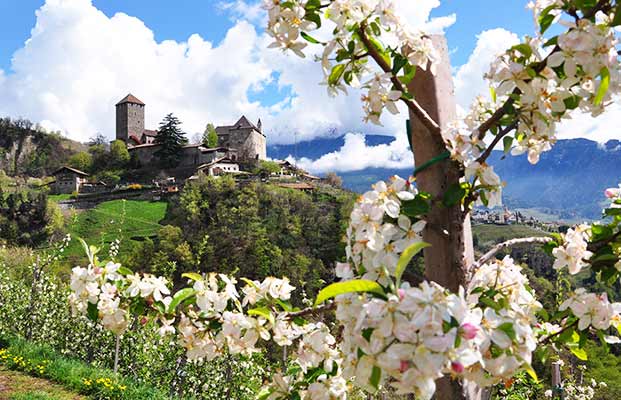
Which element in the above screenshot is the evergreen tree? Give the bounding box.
[202,123,219,148]
[154,113,187,168]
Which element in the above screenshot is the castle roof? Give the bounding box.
[216,115,264,136]
[142,129,158,137]
[116,94,145,106]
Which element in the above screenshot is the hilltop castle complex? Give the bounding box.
[114,94,267,168]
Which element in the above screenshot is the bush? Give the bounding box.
[0,267,269,399]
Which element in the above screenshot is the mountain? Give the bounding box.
[268,136,621,220]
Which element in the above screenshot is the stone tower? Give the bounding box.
[115,94,145,142]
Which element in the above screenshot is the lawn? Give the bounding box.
[0,367,84,400]
[48,194,72,203]
[472,223,549,250]
[62,199,168,263]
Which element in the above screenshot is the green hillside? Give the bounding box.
[63,199,167,263]
[472,223,548,250]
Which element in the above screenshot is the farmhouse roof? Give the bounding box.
[197,156,238,170]
[52,166,89,177]
[116,93,145,106]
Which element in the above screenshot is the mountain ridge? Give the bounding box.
[268,136,621,220]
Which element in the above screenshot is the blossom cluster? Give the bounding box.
[442,4,620,209]
[264,0,439,125]
[345,175,425,283]
[552,225,593,275]
[559,288,621,333]
[69,261,171,335]
[335,177,542,397]
[606,184,621,208]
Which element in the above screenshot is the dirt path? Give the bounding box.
[0,366,84,400]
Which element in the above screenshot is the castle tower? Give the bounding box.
[115,94,145,142]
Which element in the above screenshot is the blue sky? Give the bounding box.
[1,1,534,72]
[0,0,617,173]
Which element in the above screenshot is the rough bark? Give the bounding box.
[407,35,483,400]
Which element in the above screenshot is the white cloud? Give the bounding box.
[0,0,273,141]
[453,27,620,143]
[453,28,520,110]
[291,132,413,174]
[0,0,451,148]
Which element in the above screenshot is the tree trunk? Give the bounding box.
[407,35,483,400]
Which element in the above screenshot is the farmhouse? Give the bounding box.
[51,166,89,194]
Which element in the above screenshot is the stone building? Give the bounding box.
[51,166,89,194]
[216,116,267,162]
[197,157,240,176]
[128,144,237,169]
[114,93,266,166]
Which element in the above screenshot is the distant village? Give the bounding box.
[51,94,321,198]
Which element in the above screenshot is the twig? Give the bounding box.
[286,302,336,319]
[473,236,553,269]
[476,121,518,164]
[539,320,579,345]
[357,23,442,136]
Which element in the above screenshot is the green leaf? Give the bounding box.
[167,288,197,312]
[511,43,532,58]
[369,365,382,390]
[524,364,539,383]
[303,11,321,28]
[314,280,385,306]
[248,306,275,325]
[538,5,557,34]
[391,53,407,75]
[490,86,497,103]
[503,136,513,154]
[442,182,468,207]
[401,197,430,217]
[182,272,203,282]
[594,67,610,106]
[87,302,99,322]
[569,346,588,360]
[301,31,321,44]
[328,64,346,86]
[117,266,133,276]
[498,322,517,341]
[613,4,621,27]
[395,242,430,285]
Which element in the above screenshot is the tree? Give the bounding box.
[256,160,281,177]
[88,133,107,147]
[154,113,187,168]
[68,151,92,172]
[202,123,219,148]
[109,140,130,168]
[325,172,342,188]
[56,1,621,400]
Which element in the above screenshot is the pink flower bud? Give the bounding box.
[605,189,616,198]
[451,361,464,374]
[461,323,479,340]
[399,360,410,373]
[397,289,405,301]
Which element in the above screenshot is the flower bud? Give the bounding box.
[460,322,479,340]
[451,361,464,374]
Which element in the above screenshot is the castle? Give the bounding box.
[114,94,267,169]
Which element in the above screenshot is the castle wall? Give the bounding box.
[217,128,266,161]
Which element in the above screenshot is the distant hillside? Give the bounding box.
[269,136,621,220]
[0,117,86,177]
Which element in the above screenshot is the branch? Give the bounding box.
[285,302,336,319]
[473,236,553,268]
[357,23,442,136]
[476,121,518,164]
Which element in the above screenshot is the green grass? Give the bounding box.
[48,194,72,202]
[0,336,168,400]
[63,199,167,262]
[473,223,548,250]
